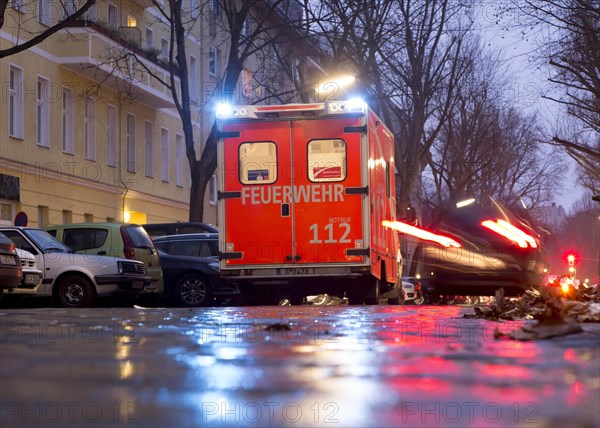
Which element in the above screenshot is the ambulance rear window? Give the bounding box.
[307,139,347,182]
[239,142,277,184]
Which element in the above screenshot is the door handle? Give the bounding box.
[281,203,290,217]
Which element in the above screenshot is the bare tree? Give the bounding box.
[427,40,565,214]
[518,0,600,190]
[302,0,472,215]
[106,0,309,221]
[0,0,96,58]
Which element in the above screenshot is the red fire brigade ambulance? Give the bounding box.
[216,100,402,304]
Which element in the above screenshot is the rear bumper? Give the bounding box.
[0,267,22,290]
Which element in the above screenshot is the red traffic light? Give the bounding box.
[567,253,576,266]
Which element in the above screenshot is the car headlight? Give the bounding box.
[208,261,220,271]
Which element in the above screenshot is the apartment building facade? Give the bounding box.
[1,0,321,228]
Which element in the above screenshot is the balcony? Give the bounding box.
[51,21,175,109]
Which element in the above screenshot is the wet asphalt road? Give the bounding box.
[1,304,599,427]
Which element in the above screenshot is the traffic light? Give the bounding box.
[567,254,575,267]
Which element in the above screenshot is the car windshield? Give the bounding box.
[24,229,72,252]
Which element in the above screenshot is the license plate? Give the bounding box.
[132,280,144,290]
[24,273,41,285]
[0,255,16,266]
[285,267,313,275]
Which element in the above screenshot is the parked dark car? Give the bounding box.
[405,197,547,297]
[143,222,218,238]
[153,233,240,307]
[0,232,22,294]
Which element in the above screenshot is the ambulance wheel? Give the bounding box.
[364,279,380,305]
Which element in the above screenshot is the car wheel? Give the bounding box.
[413,295,425,305]
[56,275,95,308]
[175,273,212,307]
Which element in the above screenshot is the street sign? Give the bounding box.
[14,211,28,227]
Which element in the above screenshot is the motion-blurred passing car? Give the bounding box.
[404,197,547,297]
[153,233,240,307]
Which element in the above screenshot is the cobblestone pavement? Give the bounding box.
[1,305,599,427]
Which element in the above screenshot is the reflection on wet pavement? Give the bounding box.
[1,305,599,427]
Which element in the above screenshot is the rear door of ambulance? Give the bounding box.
[219,114,367,271]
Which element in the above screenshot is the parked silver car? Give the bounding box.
[0,227,151,308]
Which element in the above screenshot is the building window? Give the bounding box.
[108,2,118,29]
[209,175,217,206]
[107,105,117,167]
[85,3,97,21]
[38,0,52,26]
[9,65,24,139]
[126,114,136,172]
[84,213,94,222]
[84,99,96,160]
[0,201,15,226]
[209,46,217,76]
[63,0,76,18]
[37,77,50,147]
[160,128,169,182]
[189,55,197,102]
[161,37,169,59]
[62,210,73,224]
[210,0,221,17]
[190,0,198,19]
[176,134,184,187]
[62,87,74,154]
[241,69,253,102]
[145,121,154,177]
[127,15,137,27]
[11,0,25,13]
[38,205,49,228]
[145,27,154,50]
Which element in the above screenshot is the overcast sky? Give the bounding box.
[474,2,585,213]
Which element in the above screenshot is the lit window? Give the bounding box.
[127,16,137,27]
